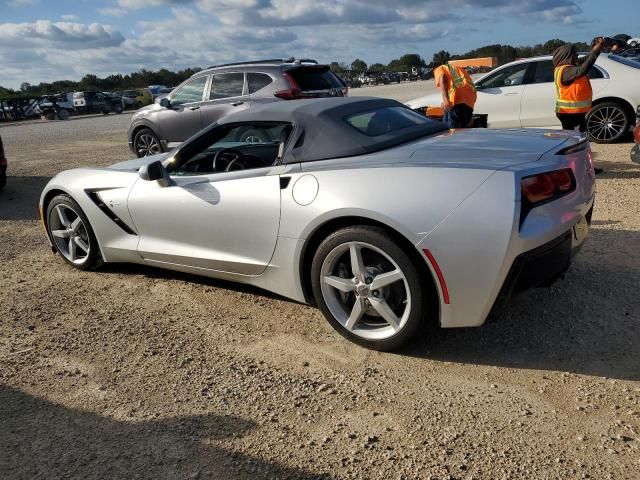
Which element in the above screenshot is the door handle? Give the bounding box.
[189,106,201,110]
[232,101,244,107]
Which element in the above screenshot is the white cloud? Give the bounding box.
[0,0,590,89]
[61,14,80,21]
[0,20,125,49]
[99,8,128,17]
[7,0,40,6]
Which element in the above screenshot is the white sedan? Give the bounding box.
[407,54,640,143]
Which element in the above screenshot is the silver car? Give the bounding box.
[127,58,347,158]
[41,97,595,351]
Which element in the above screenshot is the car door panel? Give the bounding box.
[474,86,525,128]
[127,169,281,276]
[156,75,209,142]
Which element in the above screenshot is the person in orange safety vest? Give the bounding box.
[552,37,603,133]
[433,62,477,128]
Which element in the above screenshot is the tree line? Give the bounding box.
[0,34,631,98]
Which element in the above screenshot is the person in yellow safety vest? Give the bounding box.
[433,62,477,128]
[552,37,603,133]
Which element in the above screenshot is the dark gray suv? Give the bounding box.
[128,58,347,157]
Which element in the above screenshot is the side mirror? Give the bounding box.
[138,160,172,186]
[159,97,171,108]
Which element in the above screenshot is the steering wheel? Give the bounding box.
[212,148,244,172]
[225,154,268,172]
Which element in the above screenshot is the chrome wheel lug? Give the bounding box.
[365,277,372,284]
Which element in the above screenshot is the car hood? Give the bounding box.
[404,128,578,168]
[108,152,172,171]
[405,93,440,109]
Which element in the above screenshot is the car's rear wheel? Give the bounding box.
[46,194,100,270]
[586,101,630,143]
[57,109,70,121]
[134,128,163,158]
[114,103,123,114]
[311,226,426,351]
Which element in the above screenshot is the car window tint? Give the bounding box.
[248,73,273,94]
[345,106,431,137]
[288,69,343,91]
[588,66,604,79]
[210,73,244,100]
[532,60,554,84]
[478,63,529,88]
[171,76,208,105]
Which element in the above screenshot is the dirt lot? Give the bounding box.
[1,89,639,479]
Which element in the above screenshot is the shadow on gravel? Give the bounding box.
[593,160,640,180]
[0,176,49,221]
[408,227,640,381]
[0,385,333,480]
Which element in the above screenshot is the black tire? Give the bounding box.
[133,127,164,158]
[57,109,70,121]
[586,101,631,144]
[102,109,110,115]
[46,194,101,271]
[114,103,123,114]
[310,226,428,351]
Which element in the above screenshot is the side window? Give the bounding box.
[478,63,529,88]
[209,73,245,100]
[531,60,554,84]
[171,76,208,105]
[248,73,273,94]
[172,123,292,176]
[588,66,605,79]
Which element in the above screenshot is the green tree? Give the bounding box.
[350,58,367,74]
[368,63,386,72]
[432,50,451,67]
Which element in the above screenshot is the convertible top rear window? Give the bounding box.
[345,107,432,137]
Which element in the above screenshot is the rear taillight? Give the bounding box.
[634,124,640,144]
[274,72,320,100]
[521,169,575,205]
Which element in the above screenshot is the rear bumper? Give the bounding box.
[488,206,592,319]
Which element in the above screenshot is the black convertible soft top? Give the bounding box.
[217,97,448,164]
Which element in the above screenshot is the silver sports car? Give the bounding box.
[40,97,595,350]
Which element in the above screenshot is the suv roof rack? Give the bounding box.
[204,57,318,70]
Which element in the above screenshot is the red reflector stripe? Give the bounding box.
[422,249,450,305]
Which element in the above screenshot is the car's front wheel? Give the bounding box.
[586,101,630,143]
[133,128,163,158]
[311,226,427,351]
[46,194,100,270]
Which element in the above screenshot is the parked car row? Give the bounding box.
[0,88,157,122]
[407,52,640,143]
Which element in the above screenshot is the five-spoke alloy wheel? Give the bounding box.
[311,226,428,351]
[46,194,100,270]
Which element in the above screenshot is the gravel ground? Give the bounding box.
[1,87,639,479]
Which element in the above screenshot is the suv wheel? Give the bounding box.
[134,128,163,158]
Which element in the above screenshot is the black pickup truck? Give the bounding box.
[72,91,124,115]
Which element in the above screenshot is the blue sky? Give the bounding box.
[1,0,638,88]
